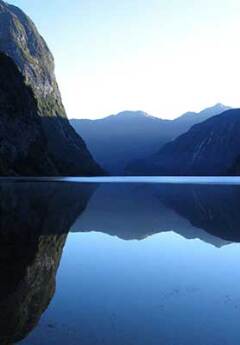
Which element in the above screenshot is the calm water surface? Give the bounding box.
[0,178,240,344]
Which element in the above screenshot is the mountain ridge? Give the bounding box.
[71,104,230,175]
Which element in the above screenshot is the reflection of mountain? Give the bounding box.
[71,183,237,246]
[157,184,240,242]
[1,181,240,343]
[0,182,95,344]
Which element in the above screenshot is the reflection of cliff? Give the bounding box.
[0,182,95,344]
[157,184,240,242]
[71,184,232,246]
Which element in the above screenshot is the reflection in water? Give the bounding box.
[1,181,240,344]
[157,184,240,242]
[0,182,95,344]
[72,183,240,244]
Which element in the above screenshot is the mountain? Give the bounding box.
[71,104,229,175]
[171,103,231,136]
[0,1,104,176]
[131,109,240,176]
[71,111,171,174]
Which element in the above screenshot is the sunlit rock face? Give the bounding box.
[0,182,96,344]
[0,1,104,176]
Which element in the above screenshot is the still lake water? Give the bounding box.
[1,178,240,344]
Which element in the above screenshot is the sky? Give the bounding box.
[9,0,240,119]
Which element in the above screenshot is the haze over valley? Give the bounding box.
[71,103,233,175]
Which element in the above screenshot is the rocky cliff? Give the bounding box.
[0,1,104,176]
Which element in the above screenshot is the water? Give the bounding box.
[0,178,240,344]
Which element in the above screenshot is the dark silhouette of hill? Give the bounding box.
[129,109,240,176]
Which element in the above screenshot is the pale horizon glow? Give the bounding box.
[9,0,240,119]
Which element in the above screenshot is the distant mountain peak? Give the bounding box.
[174,103,231,123]
[114,110,153,118]
[213,102,229,108]
[199,103,231,115]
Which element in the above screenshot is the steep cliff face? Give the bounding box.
[0,1,104,176]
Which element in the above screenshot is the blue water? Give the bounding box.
[2,176,240,184]
[0,178,238,345]
[22,231,240,345]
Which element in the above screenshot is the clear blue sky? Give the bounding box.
[9,0,240,119]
